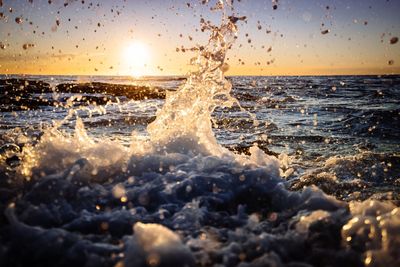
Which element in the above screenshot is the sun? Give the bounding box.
[122,41,151,77]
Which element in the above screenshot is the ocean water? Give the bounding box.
[1,74,399,192]
[1,74,399,267]
[1,6,400,267]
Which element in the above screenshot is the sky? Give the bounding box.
[0,0,399,76]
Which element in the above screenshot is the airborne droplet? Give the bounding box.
[390,37,398,44]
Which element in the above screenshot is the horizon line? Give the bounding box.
[1,73,400,78]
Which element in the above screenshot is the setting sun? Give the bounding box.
[122,41,151,77]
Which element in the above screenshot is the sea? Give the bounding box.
[0,74,399,267]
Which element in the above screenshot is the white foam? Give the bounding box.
[123,222,195,267]
[19,118,127,182]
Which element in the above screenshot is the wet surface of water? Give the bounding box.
[0,75,399,267]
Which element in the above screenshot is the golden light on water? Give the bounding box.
[122,41,151,77]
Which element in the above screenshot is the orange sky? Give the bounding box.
[0,0,399,76]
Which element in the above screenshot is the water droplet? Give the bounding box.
[390,37,398,44]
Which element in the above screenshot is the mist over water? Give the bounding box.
[0,1,400,267]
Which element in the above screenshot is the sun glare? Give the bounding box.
[122,41,151,77]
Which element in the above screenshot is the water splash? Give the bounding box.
[145,4,242,157]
